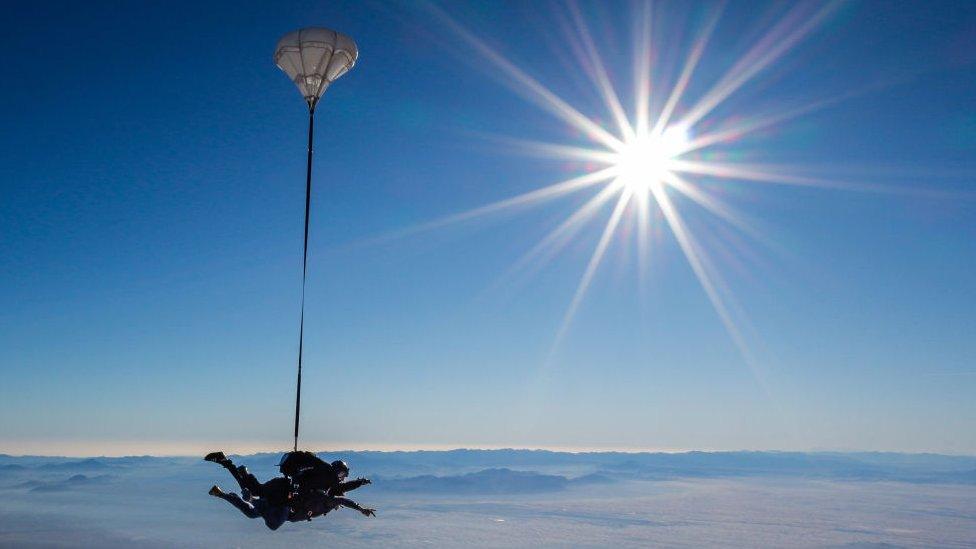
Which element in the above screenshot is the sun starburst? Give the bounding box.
[398,1,850,375]
[612,125,690,194]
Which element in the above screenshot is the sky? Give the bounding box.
[1,0,975,456]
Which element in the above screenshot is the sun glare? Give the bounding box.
[613,126,690,193]
[416,1,844,372]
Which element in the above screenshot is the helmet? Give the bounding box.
[331,460,350,477]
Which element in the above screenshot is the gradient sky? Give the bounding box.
[2,0,975,456]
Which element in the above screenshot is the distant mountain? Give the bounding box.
[374,467,615,494]
[38,458,111,471]
[329,449,976,485]
[1,450,974,486]
[573,472,614,485]
[377,468,571,494]
[27,474,114,492]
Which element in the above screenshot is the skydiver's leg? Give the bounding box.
[210,486,288,530]
[219,462,290,503]
[210,456,264,495]
[205,453,290,506]
[230,465,265,495]
[214,490,262,519]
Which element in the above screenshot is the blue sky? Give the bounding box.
[1,0,974,456]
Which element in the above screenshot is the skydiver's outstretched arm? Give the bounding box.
[335,497,376,517]
[336,478,371,494]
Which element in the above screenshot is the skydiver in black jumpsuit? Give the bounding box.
[204,451,375,530]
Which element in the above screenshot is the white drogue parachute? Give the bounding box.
[274,27,359,108]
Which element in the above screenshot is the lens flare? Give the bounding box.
[405,1,856,377]
[613,126,690,193]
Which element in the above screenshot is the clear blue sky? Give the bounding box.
[1,1,974,456]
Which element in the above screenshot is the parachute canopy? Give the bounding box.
[274,27,358,107]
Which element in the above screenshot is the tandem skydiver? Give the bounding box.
[204,451,375,530]
[278,450,375,521]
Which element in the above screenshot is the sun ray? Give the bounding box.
[634,185,652,295]
[652,4,723,136]
[650,184,766,388]
[567,0,634,141]
[550,188,633,357]
[676,95,849,156]
[678,2,837,130]
[359,167,618,247]
[662,173,768,245]
[633,0,653,136]
[482,136,620,164]
[500,182,624,286]
[669,160,894,192]
[424,1,625,151]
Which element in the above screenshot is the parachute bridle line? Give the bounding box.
[294,98,317,452]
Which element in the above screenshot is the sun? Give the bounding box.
[612,126,691,193]
[407,1,844,368]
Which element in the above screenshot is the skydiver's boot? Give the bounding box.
[209,485,224,497]
[204,451,229,464]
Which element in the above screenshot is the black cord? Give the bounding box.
[294,103,315,451]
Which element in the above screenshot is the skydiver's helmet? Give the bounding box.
[332,460,350,480]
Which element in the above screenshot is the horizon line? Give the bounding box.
[2,440,973,459]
